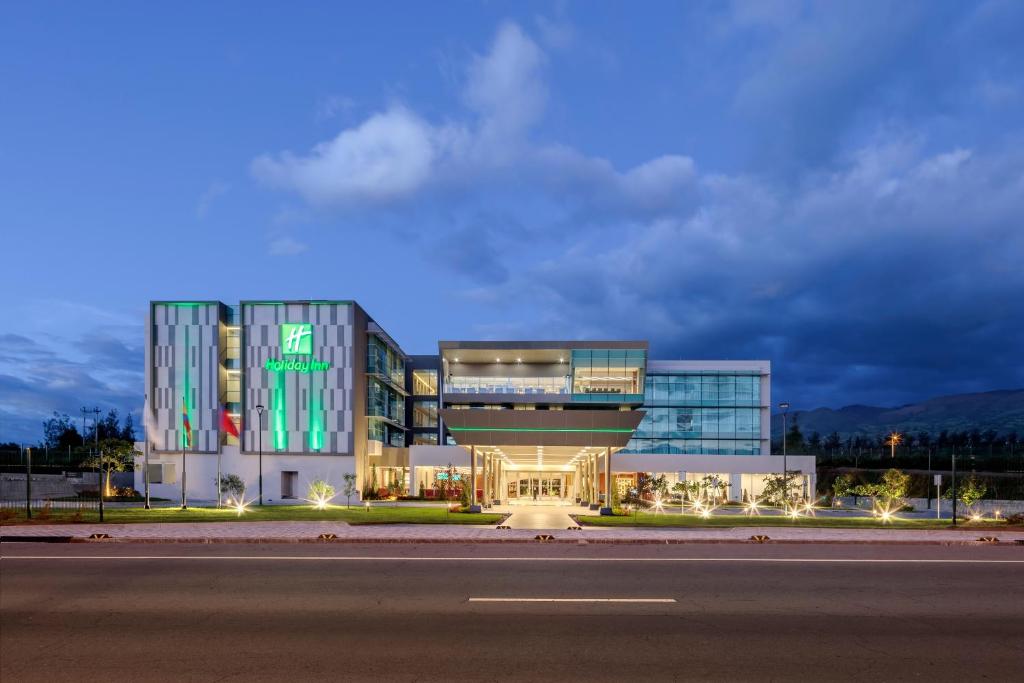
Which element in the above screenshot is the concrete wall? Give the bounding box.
[135,445,355,503]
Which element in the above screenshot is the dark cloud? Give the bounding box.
[0,332,142,443]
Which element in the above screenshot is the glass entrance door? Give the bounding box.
[508,472,569,502]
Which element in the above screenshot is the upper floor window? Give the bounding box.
[413,370,438,396]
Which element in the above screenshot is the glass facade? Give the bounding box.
[412,400,438,428]
[570,349,646,402]
[412,369,438,395]
[623,372,764,456]
[367,334,406,446]
[446,375,568,395]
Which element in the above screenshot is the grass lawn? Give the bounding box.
[575,511,1017,530]
[0,504,506,526]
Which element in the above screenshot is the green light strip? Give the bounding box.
[446,427,634,433]
[308,371,323,451]
[272,367,288,450]
[182,326,191,448]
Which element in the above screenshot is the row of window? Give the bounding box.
[446,375,569,395]
[367,335,406,387]
[644,374,761,405]
[635,407,761,439]
[622,438,763,456]
[412,369,438,396]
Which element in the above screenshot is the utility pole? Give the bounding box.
[778,402,790,507]
[951,450,957,527]
[25,445,32,520]
[144,394,151,509]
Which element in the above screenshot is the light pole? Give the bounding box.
[256,404,265,506]
[779,402,790,507]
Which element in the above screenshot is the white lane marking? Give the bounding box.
[2,556,1023,564]
[469,598,676,603]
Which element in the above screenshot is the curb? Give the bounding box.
[2,536,1022,546]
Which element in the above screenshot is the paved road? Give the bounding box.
[2,543,1022,682]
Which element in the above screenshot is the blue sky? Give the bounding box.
[1,1,1023,443]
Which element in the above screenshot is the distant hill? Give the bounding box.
[773,389,1024,439]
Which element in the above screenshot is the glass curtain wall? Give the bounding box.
[570,349,646,401]
[624,372,763,455]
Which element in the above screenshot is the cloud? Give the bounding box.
[0,326,143,443]
[250,21,691,215]
[252,107,443,205]
[267,236,309,256]
[243,14,1024,411]
[196,180,229,219]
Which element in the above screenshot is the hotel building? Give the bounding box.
[138,300,814,507]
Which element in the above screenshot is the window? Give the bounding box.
[413,369,438,396]
[413,433,438,445]
[413,401,438,428]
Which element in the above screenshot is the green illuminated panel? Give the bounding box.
[272,368,288,450]
[181,326,191,449]
[308,372,324,451]
[280,323,313,355]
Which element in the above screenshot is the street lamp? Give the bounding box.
[887,431,902,459]
[779,402,790,507]
[256,404,265,506]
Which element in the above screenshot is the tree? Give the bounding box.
[760,474,801,506]
[878,468,910,505]
[342,473,358,508]
[807,431,822,452]
[120,413,136,442]
[42,412,83,450]
[945,474,987,513]
[307,478,336,506]
[218,474,246,499]
[832,473,855,499]
[785,420,805,453]
[82,439,139,496]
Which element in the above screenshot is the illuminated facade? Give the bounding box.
[139,300,814,504]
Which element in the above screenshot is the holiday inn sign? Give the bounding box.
[265,323,331,372]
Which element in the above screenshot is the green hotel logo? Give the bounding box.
[281,323,313,355]
[264,358,331,373]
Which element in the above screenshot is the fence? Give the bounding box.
[0,496,101,521]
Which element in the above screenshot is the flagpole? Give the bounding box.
[181,397,188,510]
[217,412,222,509]
[144,395,151,510]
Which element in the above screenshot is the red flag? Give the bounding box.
[182,398,192,448]
[220,408,240,438]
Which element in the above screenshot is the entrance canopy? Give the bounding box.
[439,407,643,466]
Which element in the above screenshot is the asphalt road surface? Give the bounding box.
[2,542,1022,682]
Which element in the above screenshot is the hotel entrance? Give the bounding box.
[507,472,572,503]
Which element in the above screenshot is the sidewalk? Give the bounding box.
[2,520,1021,544]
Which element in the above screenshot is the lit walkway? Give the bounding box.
[498,504,585,529]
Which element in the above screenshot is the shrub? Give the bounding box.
[1003,513,1024,525]
[218,474,246,498]
[307,478,336,504]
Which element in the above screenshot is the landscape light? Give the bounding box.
[652,495,665,514]
[229,496,250,517]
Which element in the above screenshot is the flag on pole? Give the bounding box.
[144,398,160,449]
[182,397,192,448]
[220,407,240,438]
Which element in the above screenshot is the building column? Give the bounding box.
[729,473,743,502]
[601,447,613,514]
[482,452,489,507]
[591,453,598,507]
[470,445,478,509]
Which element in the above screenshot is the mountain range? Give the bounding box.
[773,389,1024,439]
